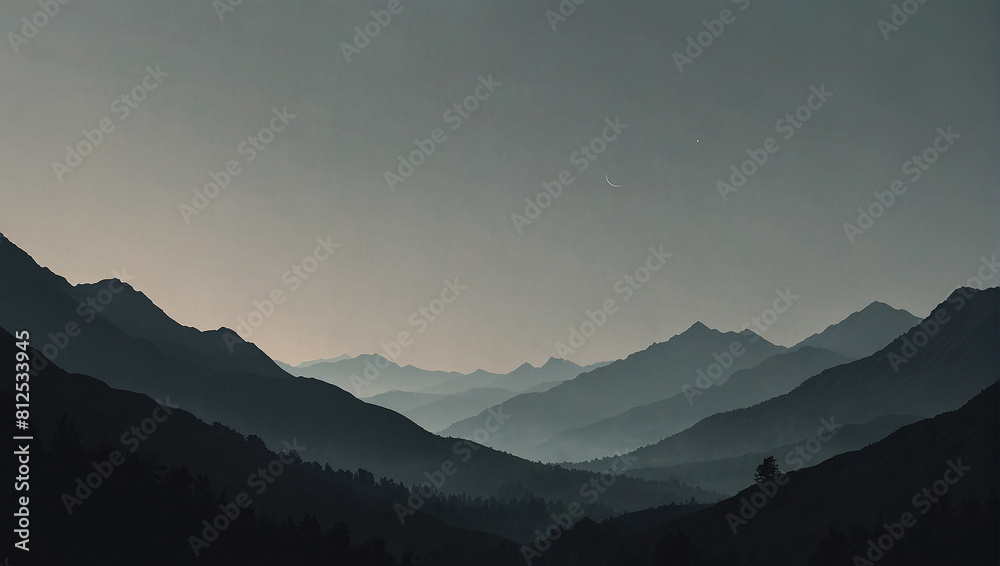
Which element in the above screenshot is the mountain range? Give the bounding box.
[282,353,608,398]
[442,323,786,461]
[442,298,921,463]
[538,345,853,462]
[0,232,711,513]
[2,229,996,564]
[571,288,997,474]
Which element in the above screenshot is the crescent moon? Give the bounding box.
[606,175,622,188]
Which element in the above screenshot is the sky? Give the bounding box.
[1,0,997,373]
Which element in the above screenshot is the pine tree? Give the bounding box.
[754,455,780,482]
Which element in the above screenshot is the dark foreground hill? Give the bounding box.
[534,383,1000,565]
[624,414,923,495]
[0,329,521,565]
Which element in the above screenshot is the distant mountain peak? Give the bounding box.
[633,321,722,353]
[793,300,920,359]
[841,300,915,324]
[858,300,905,314]
[675,321,718,339]
[215,326,242,338]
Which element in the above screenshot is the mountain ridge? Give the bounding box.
[572,287,998,472]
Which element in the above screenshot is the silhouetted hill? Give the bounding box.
[534,383,999,565]
[0,329,519,564]
[625,414,922,495]
[72,279,290,380]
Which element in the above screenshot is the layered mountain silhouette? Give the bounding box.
[294,354,353,367]
[792,300,921,358]
[367,387,527,433]
[487,358,611,392]
[367,377,580,434]
[0,329,519,564]
[284,354,606,398]
[280,353,609,431]
[572,287,998,473]
[398,388,523,433]
[538,346,853,462]
[445,300,924,464]
[366,390,453,414]
[2,230,995,564]
[0,233,712,513]
[442,324,787,461]
[284,354,473,397]
[273,354,351,375]
[624,414,923,495]
[534,382,999,565]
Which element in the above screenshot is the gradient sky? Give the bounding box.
[1,0,997,373]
